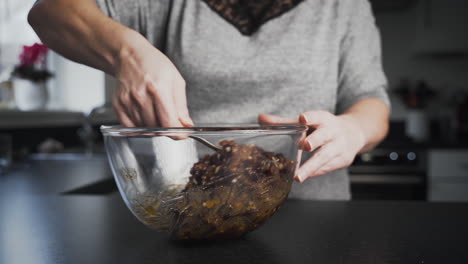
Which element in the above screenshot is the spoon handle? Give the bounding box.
[189,136,222,151]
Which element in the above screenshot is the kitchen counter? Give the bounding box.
[0,153,111,196]
[0,108,118,129]
[0,110,85,128]
[1,156,468,264]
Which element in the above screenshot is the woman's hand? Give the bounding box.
[29,0,192,128]
[258,111,366,182]
[113,33,192,128]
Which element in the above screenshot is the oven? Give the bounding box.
[349,148,427,200]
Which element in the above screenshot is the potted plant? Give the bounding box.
[12,43,53,110]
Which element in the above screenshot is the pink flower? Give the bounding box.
[19,43,49,67]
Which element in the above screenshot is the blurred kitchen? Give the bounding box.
[0,0,467,202]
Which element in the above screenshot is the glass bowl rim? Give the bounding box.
[101,124,307,136]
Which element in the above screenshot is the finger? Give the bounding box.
[299,110,334,127]
[118,91,142,126]
[293,149,303,181]
[312,154,348,177]
[172,77,193,127]
[150,107,160,128]
[113,96,136,127]
[258,113,298,125]
[296,157,336,181]
[130,106,144,127]
[296,142,339,182]
[302,127,334,152]
[130,89,158,127]
[123,95,143,127]
[147,79,183,127]
[259,114,309,150]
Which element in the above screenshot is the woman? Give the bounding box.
[28,0,390,200]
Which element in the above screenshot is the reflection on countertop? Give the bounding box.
[0,153,112,196]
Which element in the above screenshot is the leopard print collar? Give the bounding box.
[201,0,305,35]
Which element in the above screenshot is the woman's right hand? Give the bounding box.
[28,0,190,128]
[113,32,193,128]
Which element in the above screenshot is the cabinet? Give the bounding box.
[428,149,468,201]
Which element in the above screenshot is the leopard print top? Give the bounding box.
[202,0,305,35]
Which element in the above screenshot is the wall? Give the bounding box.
[0,1,38,68]
[374,1,468,120]
[48,52,105,113]
[0,1,105,113]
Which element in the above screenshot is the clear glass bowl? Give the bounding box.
[101,124,307,240]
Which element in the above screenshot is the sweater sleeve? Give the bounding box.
[336,0,390,114]
[93,0,171,50]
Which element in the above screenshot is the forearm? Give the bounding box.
[28,0,138,75]
[339,98,390,153]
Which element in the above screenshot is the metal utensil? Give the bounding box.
[189,136,222,151]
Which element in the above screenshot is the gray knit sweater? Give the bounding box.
[95,0,389,200]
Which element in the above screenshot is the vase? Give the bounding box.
[405,109,429,142]
[13,78,48,111]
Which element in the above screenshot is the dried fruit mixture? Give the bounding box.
[134,140,295,239]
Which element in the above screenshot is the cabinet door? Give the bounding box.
[428,150,468,201]
[428,150,468,179]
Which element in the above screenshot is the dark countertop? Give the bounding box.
[1,156,468,264]
[0,154,111,196]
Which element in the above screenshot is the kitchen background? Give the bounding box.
[0,0,467,201]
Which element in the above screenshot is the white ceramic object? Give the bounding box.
[13,78,48,110]
[406,109,429,142]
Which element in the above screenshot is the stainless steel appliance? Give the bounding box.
[349,147,427,200]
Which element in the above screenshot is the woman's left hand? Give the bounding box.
[259,111,366,182]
